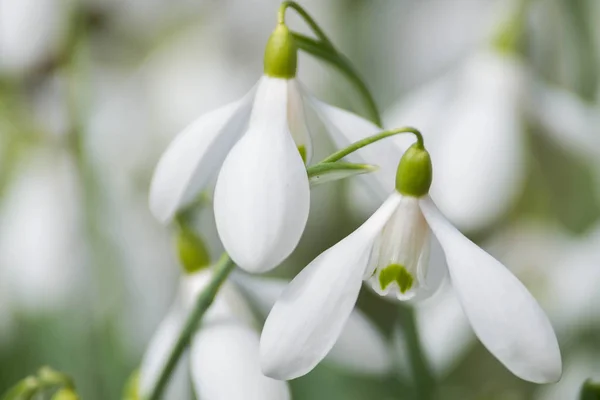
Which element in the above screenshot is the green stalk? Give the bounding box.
[146,255,236,400]
[319,127,423,163]
[398,305,435,400]
[279,1,334,49]
[277,1,381,126]
[292,33,382,127]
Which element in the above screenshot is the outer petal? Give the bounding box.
[149,91,254,223]
[420,196,562,383]
[191,319,290,400]
[430,52,526,232]
[307,96,410,200]
[232,274,393,375]
[214,76,310,272]
[260,193,401,380]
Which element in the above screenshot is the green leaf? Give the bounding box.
[307,162,377,187]
[291,32,381,127]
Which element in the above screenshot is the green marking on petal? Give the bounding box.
[298,145,307,164]
[379,263,413,293]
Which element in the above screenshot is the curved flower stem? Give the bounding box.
[278,1,334,49]
[146,254,236,400]
[399,305,435,400]
[276,1,381,126]
[292,32,382,127]
[319,127,423,164]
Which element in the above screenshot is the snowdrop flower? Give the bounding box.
[385,49,527,232]
[138,268,290,400]
[149,23,311,273]
[260,141,562,383]
[138,268,394,399]
[0,0,65,75]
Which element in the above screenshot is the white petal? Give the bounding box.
[138,296,187,397]
[420,196,562,383]
[214,77,310,272]
[191,319,291,400]
[232,274,393,375]
[307,95,409,200]
[149,91,254,223]
[429,52,526,232]
[287,80,313,163]
[260,193,401,380]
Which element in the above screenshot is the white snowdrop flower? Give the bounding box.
[0,0,65,75]
[138,269,290,400]
[260,142,561,384]
[149,21,392,274]
[149,23,311,273]
[0,149,86,314]
[139,268,394,399]
[385,50,527,232]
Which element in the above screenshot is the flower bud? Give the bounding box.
[176,227,211,274]
[264,24,297,79]
[395,143,432,197]
[51,388,79,400]
[580,379,600,400]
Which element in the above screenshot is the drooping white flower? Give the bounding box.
[149,24,312,273]
[0,0,65,75]
[260,144,561,384]
[138,268,394,400]
[138,269,290,400]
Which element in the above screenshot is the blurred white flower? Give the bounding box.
[260,188,561,383]
[0,149,86,314]
[385,50,527,232]
[138,269,289,400]
[0,0,66,75]
[139,269,393,400]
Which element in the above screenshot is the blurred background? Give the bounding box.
[0,0,599,398]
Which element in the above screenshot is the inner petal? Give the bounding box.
[287,80,312,164]
[368,196,431,300]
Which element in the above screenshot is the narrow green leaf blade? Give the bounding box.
[308,162,377,187]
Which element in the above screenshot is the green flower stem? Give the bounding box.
[278,1,334,49]
[146,254,236,400]
[398,305,435,400]
[292,32,382,127]
[276,1,381,126]
[319,127,423,164]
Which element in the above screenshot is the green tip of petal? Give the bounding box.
[379,264,414,293]
[176,227,211,274]
[297,145,307,164]
[395,143,432,197]
[264,24,297,79]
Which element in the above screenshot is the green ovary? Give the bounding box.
[379,263,414,293]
